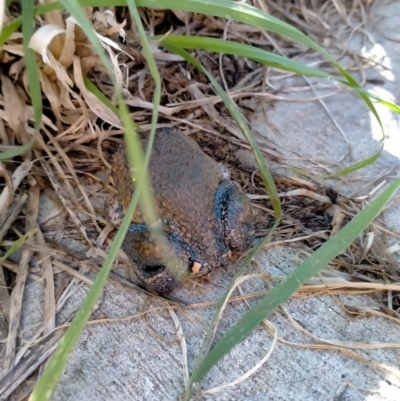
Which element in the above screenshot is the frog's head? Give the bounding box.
[216,180,255,253]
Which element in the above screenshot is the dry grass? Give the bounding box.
[0,0,399,399]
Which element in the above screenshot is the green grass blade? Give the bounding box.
[83,76,142,131]
[334,149,383,176]
[0,2,60,46]
[22,0,42,134]
[30,5,184,398]
[0,228,38,263]
[83,76,119,115]
[121,0,186,280]
[2,0,44,161]
[163,45,281,217]
[162,45,281,400]
[158,35,334,78]
[29,5,138,400]
[29,189,141,401]
[0,135,38,160]
[156,34,399,113]
[187,219,279,392]
[0,18,20,46]
[189,176,400,390]
[161,37,389,176]
[151,0,397,144]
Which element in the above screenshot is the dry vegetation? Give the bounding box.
[0,0,399,399]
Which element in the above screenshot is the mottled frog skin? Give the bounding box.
[106,128,255,293]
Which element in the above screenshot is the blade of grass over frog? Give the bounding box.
[164,45,281,216]
[117,94,187,281]
[63,2,181,276]
[29,190,141,401]
[124,0,186,280]
[0,228,38,263]
[186,177,400,396]
[59,0,177,279]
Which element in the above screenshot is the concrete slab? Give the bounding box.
[50,2,400,401]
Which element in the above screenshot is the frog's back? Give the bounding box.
[112,128,223,228]
[148,128,222,223]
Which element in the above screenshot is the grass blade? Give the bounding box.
[83,76,119,115]
[1,0,43,161]
[160,37,389,176]
[161,45,280,216]
[159,35,334,78]
[161,45,281,400]
[122,0,186,280]
[157,34,400,112]
[125,0,160,166]
[188,177,400,393]
[22,0,42,133]
[30,3,184,399]
[83,75,141,131]
[28,4,137,400]
[29,184,141,401]
[0,228,38,263]
[0,136,38,160]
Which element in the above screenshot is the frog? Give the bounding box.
[106,128,255,293]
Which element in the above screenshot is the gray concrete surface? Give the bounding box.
[46,2,400,401]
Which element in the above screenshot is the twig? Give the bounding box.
[0,329,65,400]
[4,183,39,373]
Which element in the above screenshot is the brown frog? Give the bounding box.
[106,128,255,293]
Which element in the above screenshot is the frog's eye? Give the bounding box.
[142,264,165,276]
